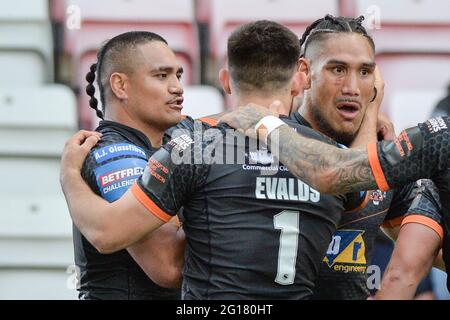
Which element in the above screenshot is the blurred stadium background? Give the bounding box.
[1,0,449,299]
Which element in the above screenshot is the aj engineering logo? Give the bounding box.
[323,230,367,273]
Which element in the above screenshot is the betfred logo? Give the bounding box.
[100,167,144,187]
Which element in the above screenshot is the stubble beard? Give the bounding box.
[310,104,359,146]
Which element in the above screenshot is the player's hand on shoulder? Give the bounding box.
[219,100,283,138]
[60,130,102,181]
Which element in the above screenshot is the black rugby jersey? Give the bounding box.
[313,182,443,299]
[291,112,443,299]
[131,116,363,299]
[360,116,450,292]
[77,120,180,300]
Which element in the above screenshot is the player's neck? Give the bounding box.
[132,122,165,148]
[235,94,293,116]
[298,103,314,127]
[298,97,322,133]
[104,103,165,148]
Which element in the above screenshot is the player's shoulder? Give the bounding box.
[165,115,196,138]
[82,128,149,200]
[81,122,150,180]
[165,116,228,151]
[282,115,340,147]
[88,131,148,165]
[90,121,150,162]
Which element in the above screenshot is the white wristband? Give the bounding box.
[254,116,286,144]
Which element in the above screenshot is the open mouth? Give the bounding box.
[336,102,360,120]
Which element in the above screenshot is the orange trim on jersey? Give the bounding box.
[367,143,390,192]
[131,183,172,223]
[344,192,370,214]
[198,117,219,126]
[382,216,404,228]
[401,214,444,242]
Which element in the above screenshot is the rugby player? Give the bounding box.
[286,15,443,299]
[70,31,185,300]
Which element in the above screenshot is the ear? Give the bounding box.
[109,72,129,100]
[299,58,311,90]
[290,62,304,97]
[219,68,232,94]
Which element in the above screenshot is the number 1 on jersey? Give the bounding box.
[273,210,300,285]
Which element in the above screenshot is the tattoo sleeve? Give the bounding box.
[268,116,450,195]
[268,125,378,194]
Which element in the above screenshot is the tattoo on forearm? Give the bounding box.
[269,126,378,194]
[223,106,272,132]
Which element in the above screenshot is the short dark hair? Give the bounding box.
[300,15,375,59]
[85,31,168,119]
[227,20,301,93]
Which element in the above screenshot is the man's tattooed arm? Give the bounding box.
[268,125,378,194]
[221,104,450,194]
[220,104,379,194]
[219,103,279,139]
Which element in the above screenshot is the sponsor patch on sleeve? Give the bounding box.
[423,116,449,134]
[167,134,194,152]
[323,230,367,273]
[94,157,147,202]
[93,143,147,164]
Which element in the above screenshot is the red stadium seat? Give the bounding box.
[49,0,66,23]
[182,85,225,119]
[357,0,450,24]
[207,0,339,108]
[355,0,450,53]
[341,1,450,130]
[209,0,339,61]
[64,0,200,84]
[62,0,200,128]
[389,90,446,132]
[376,53,450,131]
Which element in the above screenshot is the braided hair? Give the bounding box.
[85,31,168,119]
[299,14,375,58]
